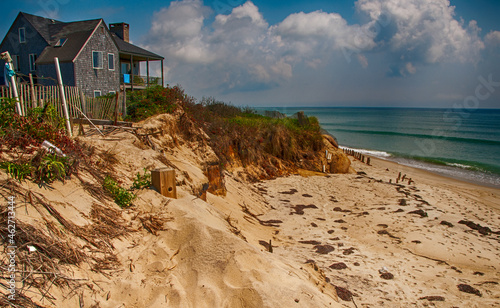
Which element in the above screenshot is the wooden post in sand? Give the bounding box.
[367,157,371,165]
[152,168,177,198]
[206,165,227,196]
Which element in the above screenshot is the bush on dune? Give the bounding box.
[123,87,325,176]
[186,97,324,174]
[0,98,82,185]
[126,85,194,122]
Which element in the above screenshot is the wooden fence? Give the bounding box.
[85,96,122,120]
[0,83,123,121]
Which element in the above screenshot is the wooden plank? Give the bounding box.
[106,97,113,119]
[67,86,74,118]
[114,93,119,125]
[73,87,79,117]
[79,88,86,115]
[29,74,37,108]
[19,83,25,115]
[72,118,133,127]
[67,86,72,117]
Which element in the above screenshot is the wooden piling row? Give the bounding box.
[394,172,414,185]
[343,148,371,166]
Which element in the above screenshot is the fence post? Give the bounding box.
[0,51,22,115]
[19,83,25,116]
[113,91,119,125]
[29,73,37,108]
[54,57,73,137]
[122,87,127,117]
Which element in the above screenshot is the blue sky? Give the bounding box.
[2,0,500,108]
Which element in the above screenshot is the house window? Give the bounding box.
[19,28,26,43]
[109,91,116,95]
[92,51,103,69]
[29,54,37,72]
[12,55,20,72]
[108,53,115,70]
[94,90,102,98]
[55,38,67,47]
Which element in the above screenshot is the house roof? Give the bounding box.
[9,12,163,64]
[111,33,163,61]
[36,19,102,64]
[21,12,63,44]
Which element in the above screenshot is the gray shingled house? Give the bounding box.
[0,12,164,97]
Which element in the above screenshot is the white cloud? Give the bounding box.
[144,1,215,64]
[138,0,497,106]
[273,10,376,57]
[271,59,293,79]
[215,1,267,28]
[143,1,293,93]
[405,62,416,74]
[485,31,500,46]
[356,0,484,64]
[357,54,369,68]
[306,58,322,69]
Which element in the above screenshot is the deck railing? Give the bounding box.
[121,74,160,86]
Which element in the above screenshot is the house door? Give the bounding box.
[121,62,131,75]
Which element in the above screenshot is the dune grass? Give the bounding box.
[125,87,324,176]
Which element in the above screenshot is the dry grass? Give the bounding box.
[137,212,172,236]
[0,180,135,306]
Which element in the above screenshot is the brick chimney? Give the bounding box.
[109,23,129,42]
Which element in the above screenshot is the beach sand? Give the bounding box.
[2,116,499,307]
[251,156,500,307]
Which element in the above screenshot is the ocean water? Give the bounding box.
[255,107,500,188]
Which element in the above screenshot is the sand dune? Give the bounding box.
[1,114,498,307]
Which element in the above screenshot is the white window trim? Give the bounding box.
[55,38,67,47]
[19,27,26,43]
[92,51,103,69]
[108,53,115,71]
[29,54,37,72]
[94,90,102,98]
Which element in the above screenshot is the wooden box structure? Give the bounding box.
[151,168,177,199]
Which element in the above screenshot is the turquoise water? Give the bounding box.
[255,107,500,188]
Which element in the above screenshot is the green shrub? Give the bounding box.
[0,153,72,185]
[103,176,136,208]
[132,168,152,189]
[27,103,65,129]
[0,97,82,156]
[36,154,68,184]
[201,97,243,118]
[0,161,32,182]
[126,85,195,121]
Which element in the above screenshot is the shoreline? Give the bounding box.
[340,145,500,190]
[356,155,500,211]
